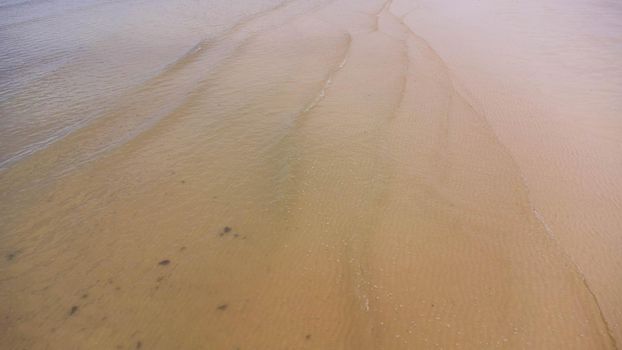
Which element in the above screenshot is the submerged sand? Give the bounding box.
[1,0,621,349]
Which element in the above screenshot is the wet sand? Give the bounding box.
[1,0,621,349]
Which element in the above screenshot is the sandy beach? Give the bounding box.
[1,0,621,348]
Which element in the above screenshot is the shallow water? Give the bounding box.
[1,0,621,348]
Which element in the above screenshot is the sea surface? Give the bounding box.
[1,0,621,348]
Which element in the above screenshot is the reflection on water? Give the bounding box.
[1,0,621,348]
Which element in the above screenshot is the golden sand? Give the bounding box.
[1,0,621,349]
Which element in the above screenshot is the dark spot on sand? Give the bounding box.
[157,276,165,282]
[81,294,88,299]
[158,259,170,266]
[233,234,239,238]
[217,304,228,311]
[305,334,311,340]
[431,303,435,307]
[219,226,233,237]
[6,253,15,261]
[180,246,186,251]
[180,180,186,184]
[115,286,121,291]
[136,341,142,349]
[69,306,79,316]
